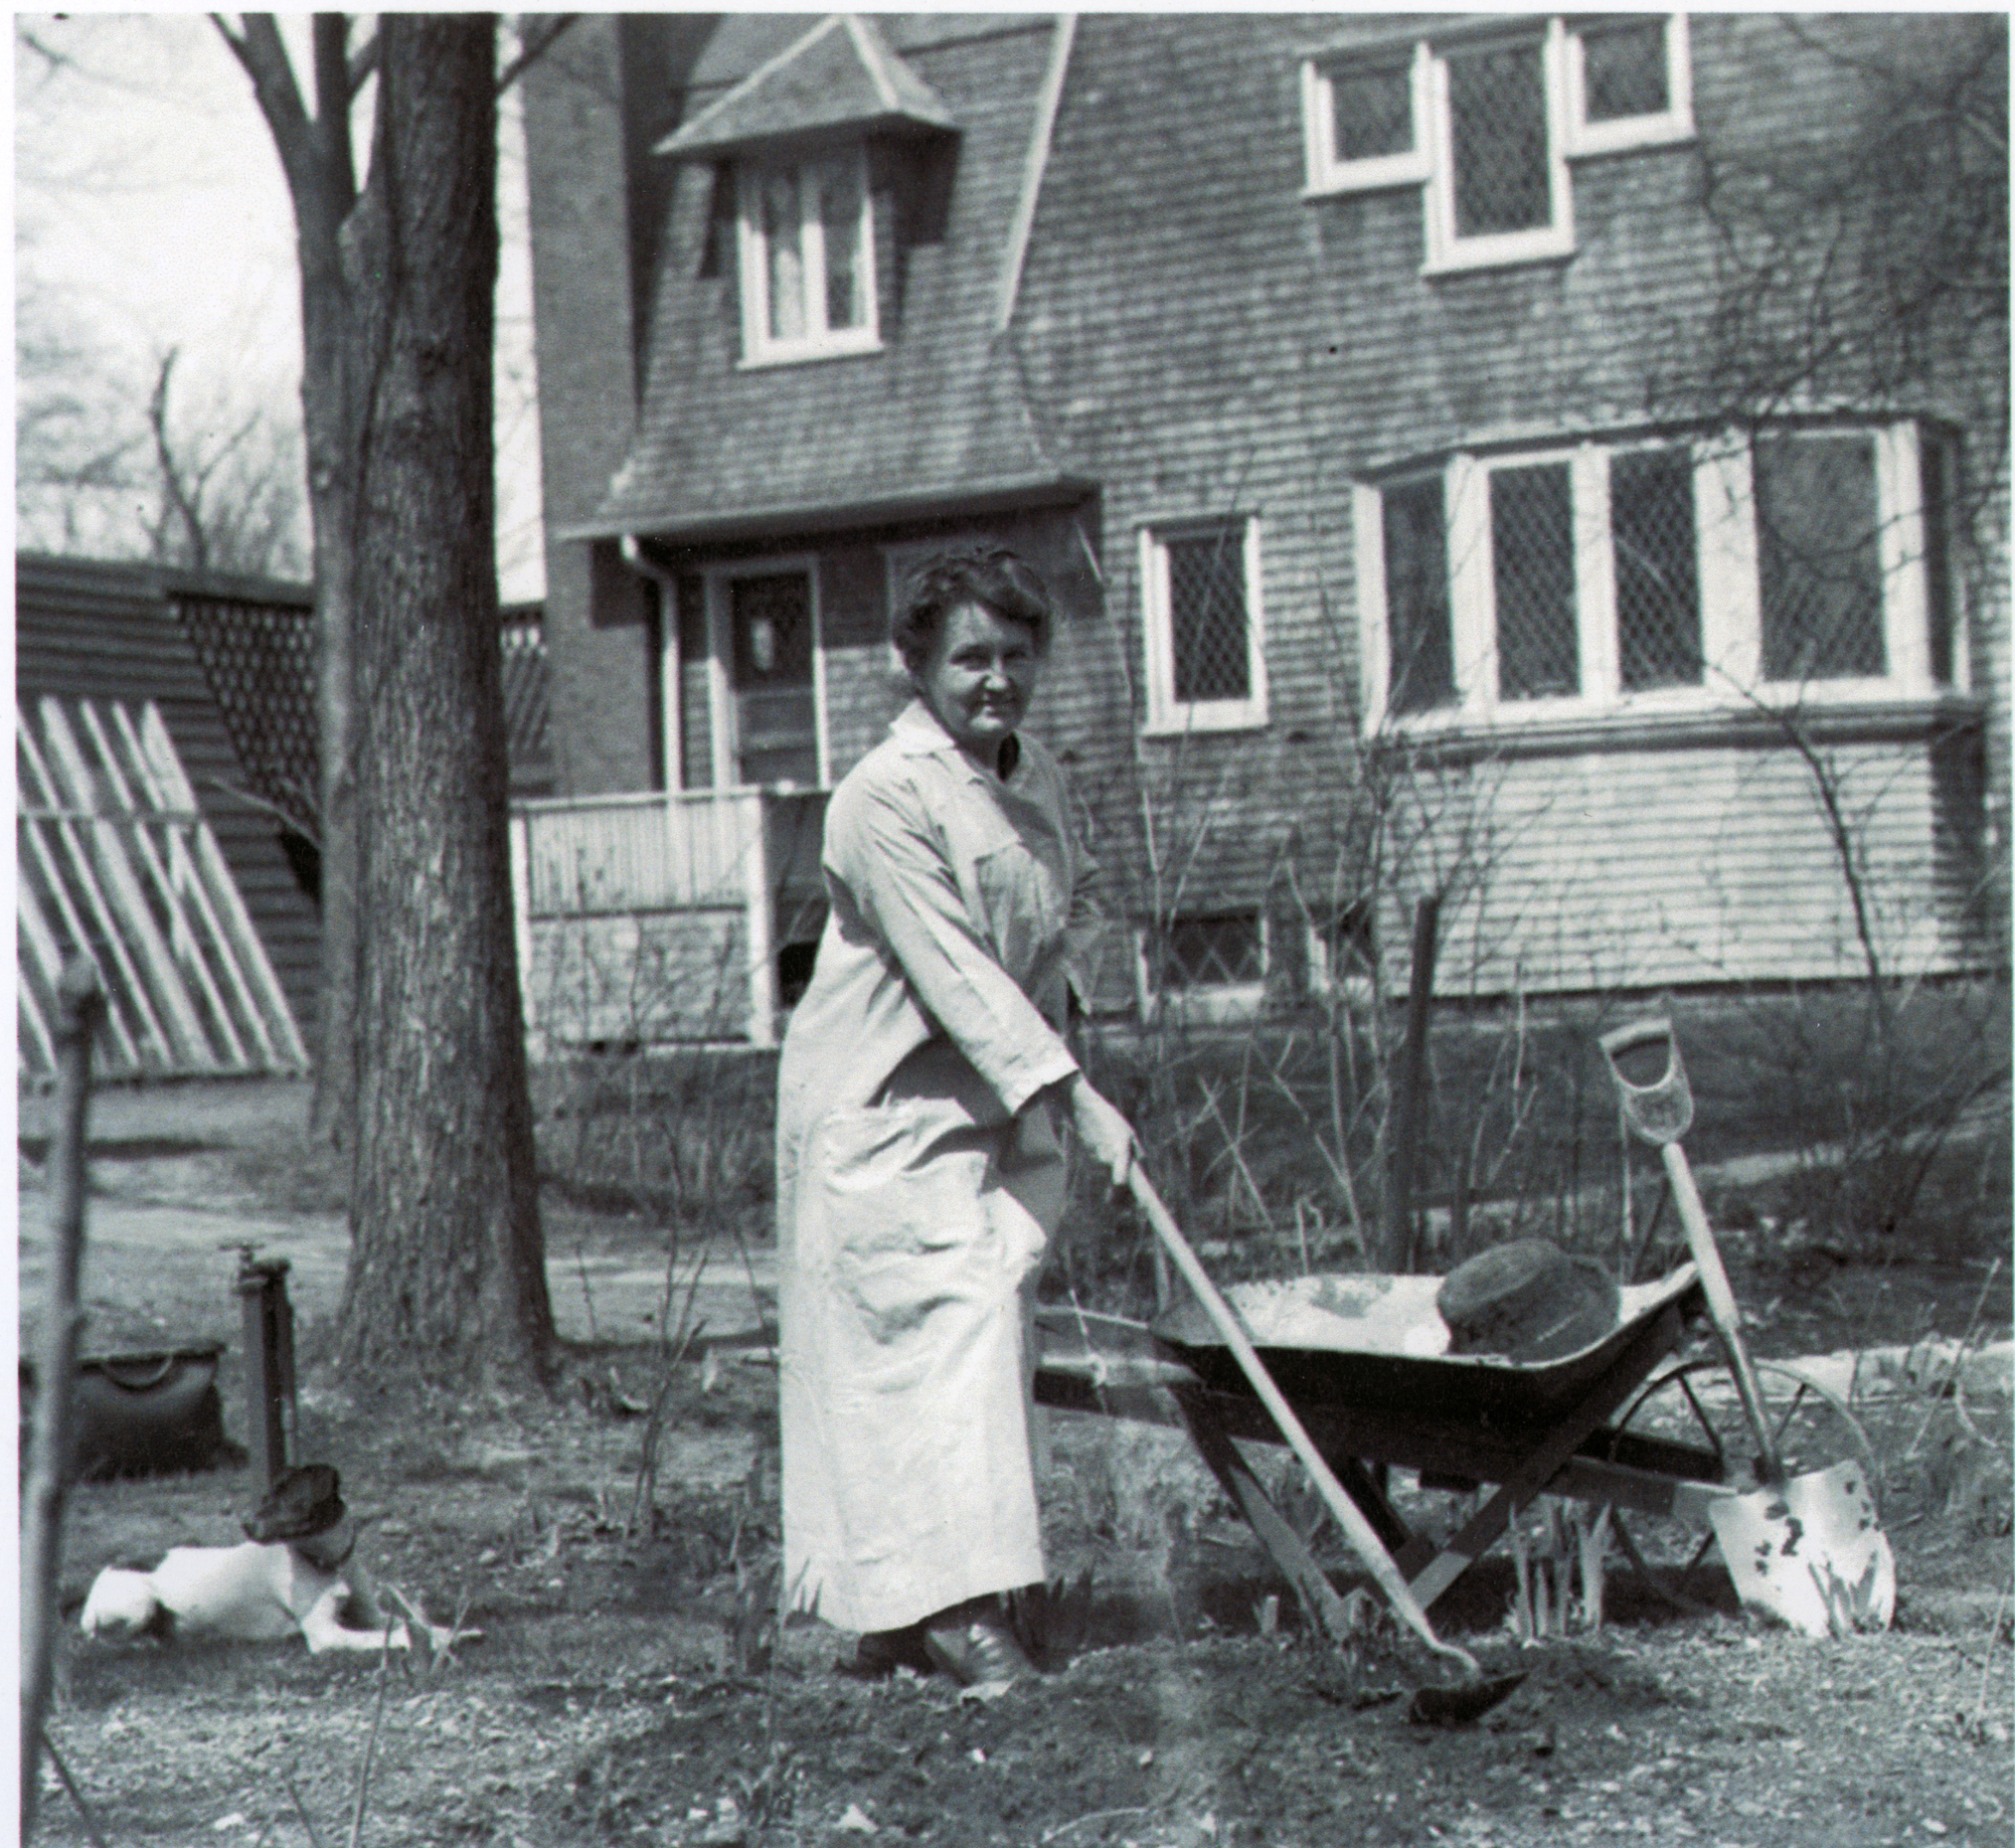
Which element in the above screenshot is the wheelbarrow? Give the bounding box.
[1032,1024,1888,1646]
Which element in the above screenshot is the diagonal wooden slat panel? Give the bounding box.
[18,712,171,1071]
[78,700,251,1070]
[135,702,308,1068]
[16,698,310,1080]
[37,697,216,1068]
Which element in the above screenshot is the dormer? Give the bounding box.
[657,15,958,367]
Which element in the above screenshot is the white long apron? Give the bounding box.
[775,702,1098,1634]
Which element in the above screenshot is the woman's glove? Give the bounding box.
[1060,1073,1138,1190]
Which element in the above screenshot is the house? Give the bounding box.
[520,14,2007,1046]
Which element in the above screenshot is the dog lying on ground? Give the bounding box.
[80,1463,465,1656]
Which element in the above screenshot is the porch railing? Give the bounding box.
[509,786,826,1050]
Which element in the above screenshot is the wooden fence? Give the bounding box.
[17,697,310,1082]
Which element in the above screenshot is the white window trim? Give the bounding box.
[735,147,881,368]
[1565,13,1695,157]
[1301,42,1432,196]
[1302,15,1693,275]
[1423,19,1576,275]
[1139,517,1270,736]
[702,556,830,790]
[1132,912,1269,1026]
[1305,913,1378,1005]
[1357,420,1957,738]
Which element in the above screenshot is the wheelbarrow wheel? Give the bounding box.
[1605,1357,1882,1616]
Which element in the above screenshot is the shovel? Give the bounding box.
[1598,1019,1894,1636]
[1125,1167,1482,1679]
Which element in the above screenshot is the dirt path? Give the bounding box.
[17,1079,774,1357]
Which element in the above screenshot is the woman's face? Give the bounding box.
[915,599,1041,760]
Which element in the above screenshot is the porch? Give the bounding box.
[509,786,827,1052]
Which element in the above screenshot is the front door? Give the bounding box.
[721,568,820,787]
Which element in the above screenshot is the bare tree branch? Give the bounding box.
[347,28,380,100]
[212,14,318,194]
[496,15,577,97]
[148,350,211,572]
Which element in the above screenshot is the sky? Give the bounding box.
[13,12,547,600]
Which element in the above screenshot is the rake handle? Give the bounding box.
[1125,1167,1478,1677]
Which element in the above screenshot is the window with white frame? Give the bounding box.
[1354,420,1962,733]
[1311,899,1377,997]
[1304,15,1693,272]
[1137,909,1267,1021]
[1140,519,1269,733]
[736,147,879,365]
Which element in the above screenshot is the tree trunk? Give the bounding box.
[302,267,360,1151]
[335,15,554,1387]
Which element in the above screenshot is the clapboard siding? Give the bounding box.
[15,556,322,1051]
[1393,730,1997,996]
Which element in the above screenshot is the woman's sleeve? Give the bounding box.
[825,775,1078,1116]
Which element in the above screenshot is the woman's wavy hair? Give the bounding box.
[892,543,1054,671]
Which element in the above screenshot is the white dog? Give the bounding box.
[80,1463,462,1656]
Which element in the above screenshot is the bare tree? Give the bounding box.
[14,20,310,575]
[144,347,309,577]
[213,12,558,1387]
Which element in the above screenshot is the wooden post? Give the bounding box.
[742,790,777,1048]
[21,958,102,1841]
[1386,894,1440,1272]
[237,1255,298,1490]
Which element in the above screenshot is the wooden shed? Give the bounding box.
[16,555,324,1051]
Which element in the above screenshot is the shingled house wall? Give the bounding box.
[523,13,2006,1012]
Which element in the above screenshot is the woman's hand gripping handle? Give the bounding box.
[1059,1072,1138,1190]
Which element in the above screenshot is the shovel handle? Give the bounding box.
[1658,1141,1785,1484]
[1598,1017,1694,1145]
[1125,1167,1478,1677]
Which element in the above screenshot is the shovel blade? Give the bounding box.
[1707,1460,1895,1638]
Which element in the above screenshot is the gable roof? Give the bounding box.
[659,14,956,157]
[568,15,1085,544]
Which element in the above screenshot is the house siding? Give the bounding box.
[525,13,2008,1006]
[1401,726,1996,998]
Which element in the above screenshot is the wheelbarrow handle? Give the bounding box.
[1125,1167,1479,1677]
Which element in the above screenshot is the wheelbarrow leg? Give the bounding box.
[1405,1302,1687,1609]
[1173,1387,1363,1643]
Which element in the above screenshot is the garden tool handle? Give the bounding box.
[1124,1167,1479,1678]
[1601,1018,1784,1481]
[1657,1140,1786,1485]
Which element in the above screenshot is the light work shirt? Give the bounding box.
[773,699,1101,1633]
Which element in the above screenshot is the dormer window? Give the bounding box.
[737,147,880,366]
[1303,15,1694,273]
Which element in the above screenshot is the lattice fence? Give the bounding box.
[17,697,309,1082]
[176,594,320,837]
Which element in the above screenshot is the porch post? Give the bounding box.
[743,790,777,1047]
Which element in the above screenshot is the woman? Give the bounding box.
[775,544,1136,1692]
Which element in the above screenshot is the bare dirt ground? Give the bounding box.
[18,1078,2014,1848]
